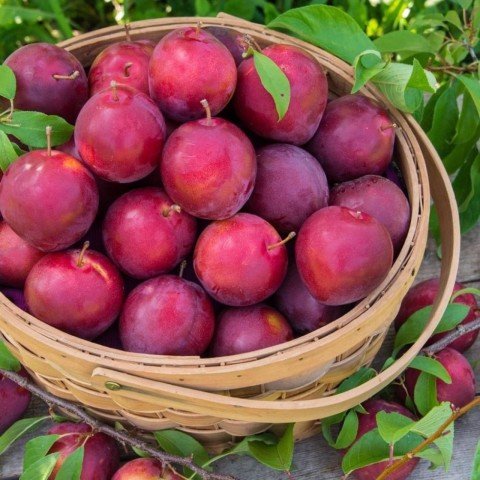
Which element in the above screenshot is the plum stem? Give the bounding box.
[110,80,119,101]
[0,367,237,480]
[162,204,182,217]
[124,22,132,42]
[380,123,398,132]
[267,231,296,251]
[200,99,212,126]
[52,71,80,80]
[179,260,187,278]
[124,62,133,77]
[376,396,480,480]
[77,241,90,267]
[45,126,52,156]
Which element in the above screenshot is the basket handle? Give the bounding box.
[92,122,459,423]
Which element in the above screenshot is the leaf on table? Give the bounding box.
[0,416,49,455]
[55,446,84,480]
[19,453,59,480]
[268,5,376,64]
[471,438,480,480]
[23,435,60,471]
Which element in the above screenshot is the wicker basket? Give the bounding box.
[0,14,459,452]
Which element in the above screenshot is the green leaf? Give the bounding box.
[0,6,55,26]
[414,371,438,415]
[393,304,469,355]
[451,287,480,300]
[336,367,377,394]
[324,409,359,449]
[0,111,73,148]
[444,126,480,174]
[421,83,449,132]
[194,0,211,15]
[0,130,18,172]
[20,453,59,480]
[371,60,436,112]
[374,31,436,55]
[352,50,386,93]
[55,446,84,480]
[132,446,149,458]
[0,417,49,455]
[252,50,291,121]
[0,65,16,100]
[453,0,473,8]
[154,430,210,470]
[23,435,60,471]
[457,76,480,117]
[0,341,21,371]
[416,447,445,469]
[456,154,480,235]
[409,356,452,384]
[268,5,376,64]
[248,424,294,471]
[376,412,415,444]
[471,438,480,480]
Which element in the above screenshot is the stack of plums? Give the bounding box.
[0,25,411,358]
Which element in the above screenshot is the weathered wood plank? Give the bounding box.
[1,222,479,479]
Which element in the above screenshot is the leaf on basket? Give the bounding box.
[23,435,60,471]
[247,423,294,471]
[20,453,59,480]
[55,445,84,480]
[337,367,377,394]
[0,416,50,455]
[0,340,21,371]
[252,50,291,121]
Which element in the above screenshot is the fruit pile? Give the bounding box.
[0,25,411,358]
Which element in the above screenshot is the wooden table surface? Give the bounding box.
[0,225,479,480]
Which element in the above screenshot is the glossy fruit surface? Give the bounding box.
[295,206,393,305]
[112,458,183,479]
[0,367,31,434]
[0,150,98,251]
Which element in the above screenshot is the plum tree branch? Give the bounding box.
[0,367,237,480]
[376,396,480,480]
[422,317,480,355]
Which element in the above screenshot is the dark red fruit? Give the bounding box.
[403,348,475,409]
[205,26,245,65]
[307,95,395,182]
[348,399,419,480]
[274,263,345,334]
[395,278,479,352]
[25,247,124,339]
[4,43,88,123]
[247,144,328,233]
[149,27,237,121]
[234,44,328,145]
[94,322,122,350]
[47,422,120,480]
[0,367,31,434]
[330,175,410,253]
[112,458,183,480]
[120,275,215,355]
[75,84,166,183]
[103,187,197,279]
[89,40,154,96]
[295,206,393,305]
[0,221,45,287]
[0,150,98,251]
[161,109,256,220]
[212,304,293,356]
[1,287,29,312]
[194,213,289,306]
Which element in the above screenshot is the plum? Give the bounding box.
[120,275,215,356]
[94,322,122,350]
[274,263,345,334]
[0,221,45,287]
[75,83,166,183]
[0,367,31,433]
[233,44,328,145]
[205,26,245,65]
[112,458,182,479]
[1,287,29,312]
[4,43,88,123]
[295,206,393,305]
[0,149,98,252]
[47,422,119,480]
[160,102,256,220]
[307,95,395,182]
[402,348,476,409]
[89,40,154,96]
[395,278,479,352]
[25,245,124,339]
[103,187,196,279]
[212,304,293,356]
[149,27,237,121]
[330,175,410,253]
[247,144,329,233]
[194,213,289,306]
[347,399,419,480]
